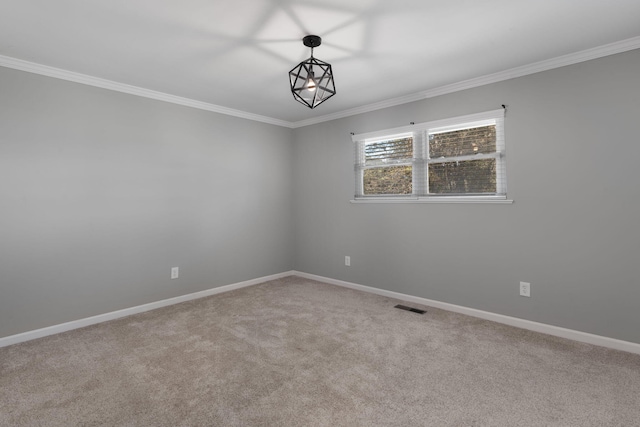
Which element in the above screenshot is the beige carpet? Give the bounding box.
[1,276,639,426]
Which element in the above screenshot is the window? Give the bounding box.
[362,134,413,195]
[353,109,507,202]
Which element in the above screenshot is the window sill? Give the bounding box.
[350,196,514,204]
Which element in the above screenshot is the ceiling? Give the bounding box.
[1,0,640,127]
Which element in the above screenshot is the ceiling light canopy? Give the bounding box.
[289,35,336,109]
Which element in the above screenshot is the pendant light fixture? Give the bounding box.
[289,35,336,109]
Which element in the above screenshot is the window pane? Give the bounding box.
[364,166,412,195]
[429,125,496,158]
[365,137,413,166]
[429,159,496,194]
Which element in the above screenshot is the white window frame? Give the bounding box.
[352,109,512,204]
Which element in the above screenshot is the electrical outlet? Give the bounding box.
[171,267,179,279]
[345,256,351,266]
[520,281,530,297]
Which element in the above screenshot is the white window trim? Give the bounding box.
[349,196,513,204]
[351,109,513,204]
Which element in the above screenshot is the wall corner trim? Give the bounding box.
[292,271,640,355]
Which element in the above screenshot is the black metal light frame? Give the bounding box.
[289,35,336,109]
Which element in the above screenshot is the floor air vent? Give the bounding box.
[394,304,426,314]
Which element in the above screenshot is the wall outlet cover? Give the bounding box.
[520,281,530,297]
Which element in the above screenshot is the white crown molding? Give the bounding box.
[293,271,640,355]
[290,36,640,128]
[0,55,293,128]
[2,36,639,129]
[417,35,640,101]
[290,92,426,128]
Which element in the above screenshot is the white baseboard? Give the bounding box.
[4,270,639,356]
[0,271,295,348]
[293,271,640,355]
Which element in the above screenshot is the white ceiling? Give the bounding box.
[1,0,640,126]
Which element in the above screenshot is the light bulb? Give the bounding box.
[306,69,316,92]
[307,79,317,91]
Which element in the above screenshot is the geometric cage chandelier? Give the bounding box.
[289,35,336,109]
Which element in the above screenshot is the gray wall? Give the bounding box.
[0,67,294,338]
[292,49,640,344]
[2,49,639,345]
